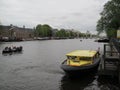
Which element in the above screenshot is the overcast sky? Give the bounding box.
[0,0,109,33]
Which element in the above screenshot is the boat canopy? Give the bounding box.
[66,50,97,57]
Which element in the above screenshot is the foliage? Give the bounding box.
[55,29,67,37]
[55,30,81,38]
[35,24,52,37]
[0,21,3,36]
[35,24,42,37]
[35,24,94,38]
[0,25,2,34]
[97,0,120,38]
[106,28,117,38]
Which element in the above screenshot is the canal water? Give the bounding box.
[0,39,119,90]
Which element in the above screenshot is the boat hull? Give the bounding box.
[97,39,109,43]
[61,58,100,75]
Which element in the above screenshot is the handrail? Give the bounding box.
[111,38,120,53]
[62,60,67,64]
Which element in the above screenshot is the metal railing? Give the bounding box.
[111,38,120,53]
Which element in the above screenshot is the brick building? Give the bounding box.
[0,25,34,41]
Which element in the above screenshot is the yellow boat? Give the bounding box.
[61,50,101,75]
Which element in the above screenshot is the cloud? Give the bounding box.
[0,0,109,33]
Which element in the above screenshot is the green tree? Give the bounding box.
[66,31,70,37]
[42,24,52,37]
[61,29,67,37]
[0,21,3,39]
[55,29,66,38]
[97,0,120,38]
[35,24,52,37]
[69,30,74,38]
[0,25,2,35]
[35,24,42,37]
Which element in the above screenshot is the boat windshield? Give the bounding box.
[80,57,92,60]
[67,56,77,60]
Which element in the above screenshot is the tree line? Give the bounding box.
[34,24,95,39]
[0,21,96,39]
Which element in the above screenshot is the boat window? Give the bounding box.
[67,56,71,59]
[67,56,77,60]
[71,56,77,59]
[80,57,91,60]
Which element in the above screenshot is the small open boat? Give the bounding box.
[61,50,101,75]
[2,46,23,54]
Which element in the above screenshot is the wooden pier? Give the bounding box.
[98,39,120,82]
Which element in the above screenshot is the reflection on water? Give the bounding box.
[61,73,97,90]
[60,73,119,90]
[97,76,119,90]
[2,52,23,56]
[0,39,119,90]
[61,75,94,90]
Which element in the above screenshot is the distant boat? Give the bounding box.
[80,40,82,42]
[95,38,109,43]
[61,50,101,75]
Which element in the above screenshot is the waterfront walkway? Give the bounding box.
[98,38,120,83]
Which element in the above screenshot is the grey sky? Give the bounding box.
[0,0,108,33]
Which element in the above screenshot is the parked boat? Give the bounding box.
[61,50,101,75]
[2,46,23,54]
[95,38,109,43]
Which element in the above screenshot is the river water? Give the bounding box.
[0,39,119,90]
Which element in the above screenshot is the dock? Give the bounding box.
[98,38,120,82]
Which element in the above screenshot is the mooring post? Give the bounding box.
[103,44,106,69]
[119,53,120,84]
[110,43,113,56]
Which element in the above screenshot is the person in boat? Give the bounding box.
[8,47,12,52]
[15,46,23,52]
[3,47,9,52]
[19,46,23,51]
[15,46,21,52]
[16,47,19,51]
[12,46,17,52]
[13,46,16,49]
[4,47,8,50]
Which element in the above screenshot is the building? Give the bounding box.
[0,25,34,41]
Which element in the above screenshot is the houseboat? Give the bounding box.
[61,50,101,75]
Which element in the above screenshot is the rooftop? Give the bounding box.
[66,50,97,57]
